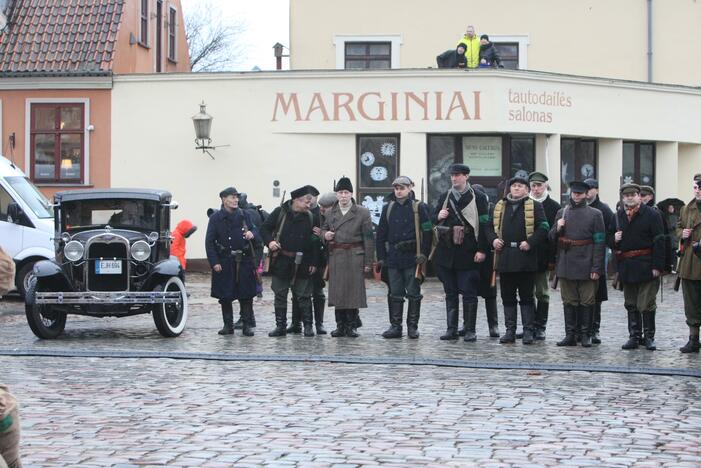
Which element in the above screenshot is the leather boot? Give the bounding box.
[286,296,302,334]
[440,296,459,340]
[345,309,360,338]
[500,305,517,343]
[302,302,315,337]
[520,303,536,345]
[268,308,287,337]
[407,298,421,339]
[240,299,255,336]
[534,301,548,341]
[218,302,235,335]
[463,301,478,342]
[680,327,700,353]
[642,310,656,350]
[574,312,581,343]
[556,304,578,346]
[591,302,601,344]
[233,316,243,330]
[485,297,499,338]
[331,309,346,337]
[313,296,327,335]
[579,305,593,347]
[621,308,642,349]
[382,299,403,338]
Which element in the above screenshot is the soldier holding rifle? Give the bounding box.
[677,177,701,353]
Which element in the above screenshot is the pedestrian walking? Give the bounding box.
[614,184,665,351]
[375,176,432,339]
[550,181,606,347]
[677,178,701,353]
[205,187,260,337]
[322,177,375,337]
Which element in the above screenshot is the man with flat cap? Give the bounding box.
[614,183,665,351]
[550,180,606,347]
[677,177,701,353]
[528,171,561,340]
[262,186,322,337]
[584,178,615,344]
[376,176,432,339]
[205,186,261,336]
[432,163,490,341]
[489,175,549,344]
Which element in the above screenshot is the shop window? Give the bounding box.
[345,42,391,70]
[560,138,597,204]
[30,103,84,183]
[622,141,655,188]
[357,134,399,225]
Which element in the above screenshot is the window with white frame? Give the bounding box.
[488,35,529,70]
[334,35,401,70]
[168,6,177,61]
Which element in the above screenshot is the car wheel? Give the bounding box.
[153,276,188,337]
[24,281,67,339]
[16,261,37,298]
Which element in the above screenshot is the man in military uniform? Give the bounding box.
[489,176,549,344]
[677,178,701,353]
[528,171,561,340]
[614,183,665,351]
[376,176,432,339]
[584,178,615,344]
[205,187,260,336]
[550,181,606,347]
[262,186,322,337]
[432,163,490,341]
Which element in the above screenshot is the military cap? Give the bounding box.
[569,180,590,193]
[290,186,311,200]
[335,176,353,193]
[449,163,470,175]
[219,186,239,198]
[508,176,529,188]
[583,178,598,189]
[528,171,548,183]
[620,183,641,195]
[392,176,414,187]
[318,192,337,207]
[639,185,655,197]
[305,185,320,197]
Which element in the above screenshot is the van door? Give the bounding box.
[0,184,22,256]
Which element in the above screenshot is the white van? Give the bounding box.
[0,155,54,296]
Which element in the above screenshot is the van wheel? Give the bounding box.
[25,281,66,339]
[16,261,37,298]
[152,277,188,337]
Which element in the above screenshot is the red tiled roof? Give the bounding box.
[0,0,125,73]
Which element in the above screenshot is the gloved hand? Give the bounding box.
[415,254,427,265]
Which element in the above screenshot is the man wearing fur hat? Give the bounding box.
[489,176,549,344]
[614,183,666,351]
[205,187,260,336]
[262,186,322,337]
[550,181,606,347]
[677,178,701,353]
[432,163,490,341]
[376,176,432,339]
[322,177,375,337]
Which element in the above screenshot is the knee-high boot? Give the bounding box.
[556,304,578,346]
[302,301,315,337]
[382,299,404,338]
[240,299,255,336]
[331,309,346,337]
[520,303,536,345]
[591,302,602,344]
[680,326,700,353]
[463,301,477,342]
[579,304,593,347]
[407,298,421,339]
[313,296,327,335]
[642,310,656,351]
[268,308,287,337]
[218,301,234,335]
[621,308,642,349]
[286,296,302,334]
[346,309,360,338]
[440,296,459,340]
[534,300,548,340]
[485,297,499,338]
[500,305,517,343]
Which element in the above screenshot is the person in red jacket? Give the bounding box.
[171,219,197,270]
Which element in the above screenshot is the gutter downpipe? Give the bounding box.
[647,0,653,83]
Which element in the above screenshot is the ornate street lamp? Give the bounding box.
[192,101,215,159]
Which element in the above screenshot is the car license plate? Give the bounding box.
[95,260,122,275]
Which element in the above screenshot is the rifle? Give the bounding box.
[549,205,568,290]
[264,201,288,273]
[611,209,623,291]
[414,178,427,281]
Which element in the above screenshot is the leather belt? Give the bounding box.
[559,238,594,247]
[329,242,363,251]
[615,248,653,260]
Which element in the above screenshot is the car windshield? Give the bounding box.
[62,198,159,231]
[5,176,53,219]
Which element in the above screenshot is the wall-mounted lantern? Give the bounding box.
[192,101,218,159]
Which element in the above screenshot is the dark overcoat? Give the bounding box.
[534,195,561,272]
[376,195,432,269]
[614,204,665,284]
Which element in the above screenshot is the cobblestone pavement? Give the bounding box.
[2,274,701,466]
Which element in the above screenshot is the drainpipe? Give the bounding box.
[647,0,653,82]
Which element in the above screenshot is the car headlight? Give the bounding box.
[64,240,84,262]
[130,240,151,261]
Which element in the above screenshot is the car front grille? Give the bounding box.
[86,236,129,292]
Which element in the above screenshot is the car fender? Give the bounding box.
[32,260,73,291]
[142,257,183,290]
[13,246,54,263]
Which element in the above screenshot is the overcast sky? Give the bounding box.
[181,0,290,71]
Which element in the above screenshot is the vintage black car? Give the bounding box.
[24,189,188,339]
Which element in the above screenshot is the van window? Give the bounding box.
[5,176,53,219]
[0,185,12,221]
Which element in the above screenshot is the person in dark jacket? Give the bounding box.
[205,187,260,336]
[550,181,606,347]
[677,178,701,353]
[376,176,432,339]
[489,176,549,344]
[478,34,502,68]
[432,163,490,341]
[528,171,561,340]
[262,186,322,337]
[614,183,665,351]
[436,42,468,68]
[584,178,615,344]
[640,185,674,274]
[232,193,262,329]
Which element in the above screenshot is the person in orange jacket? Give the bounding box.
[171,219,198,270]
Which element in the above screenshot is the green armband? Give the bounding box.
[421,221,433,231]
[479,214,490,224]
[593,232,605,244]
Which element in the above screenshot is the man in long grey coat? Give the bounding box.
[321,176,375,337]
[549,181,606,347]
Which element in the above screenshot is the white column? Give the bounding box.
[401,132,427,195]
[597,139,623,204]
[544,134,561,201]
[678,143,700,201]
